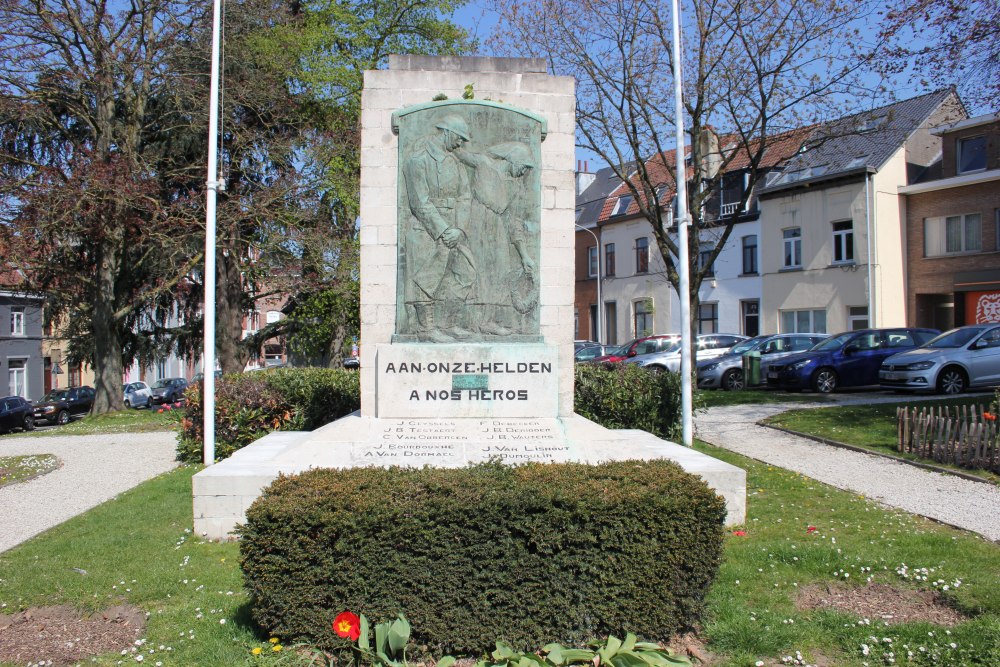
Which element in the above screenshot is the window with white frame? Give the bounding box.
[698,303,718,334]
[742,235,758,274]
[8,359,26,398]
[604,243,616,277]
[10,307,25,336]
[635,237,649,274]
[958,136,986,174]
[783,228,802,268]
[634,299,654,337]
[847,306,869,330]
[832,221,854,264]
[781,309,826,333]
[587,246,598,278]
[924,213,982,256]
[611,194,633,217]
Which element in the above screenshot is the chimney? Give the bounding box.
[576,160,596,194]
[698,127,722,180]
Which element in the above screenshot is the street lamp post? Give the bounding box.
[576,224,603,344]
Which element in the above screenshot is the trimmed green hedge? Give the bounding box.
[176,368,360,463]
[574,363,690,440]
[238,461,725,655]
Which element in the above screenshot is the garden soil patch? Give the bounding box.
[0,604,146,666]
[796,582,966,626]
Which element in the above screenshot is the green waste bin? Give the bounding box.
[742,351,761,387]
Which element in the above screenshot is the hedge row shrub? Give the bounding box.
[176,368,360,463]
[574,363,691,440]
[239,461,725,656]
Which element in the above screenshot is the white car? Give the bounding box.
[122,381,152,409]
[625,334,749,372]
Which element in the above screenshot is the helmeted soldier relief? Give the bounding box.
[400,114,478,342]
[394,101,544,343]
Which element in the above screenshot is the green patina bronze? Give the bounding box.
[452,374,489,391]
[392,100,545,343]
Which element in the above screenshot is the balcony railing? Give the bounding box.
[721,202,740,217]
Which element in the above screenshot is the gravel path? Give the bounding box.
[696,398,1000,542]
[0,432,178,553]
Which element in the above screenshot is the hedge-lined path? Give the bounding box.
[696,395,1000,542]
[0,432,177,553]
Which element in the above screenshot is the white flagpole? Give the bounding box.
[672,0,693,446]
[203,0,222,465]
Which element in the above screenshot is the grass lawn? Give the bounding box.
[4,407,178,439]
[2,447,999,666]
[761,395,1000,484]
[696,389,830,409]
[0,454,59,487]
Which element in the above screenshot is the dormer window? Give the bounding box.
[611,194,633,217]
[958,136,987,174]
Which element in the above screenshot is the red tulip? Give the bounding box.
[333,611,361,641]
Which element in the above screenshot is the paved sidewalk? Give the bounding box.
[0,432,178,553]
[696,398,1000,541]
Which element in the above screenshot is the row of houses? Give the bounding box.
[574,90,1000,345]
[0,267,289,402]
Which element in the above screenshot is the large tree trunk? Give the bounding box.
[91,243,125,414]
[215,246,250,374]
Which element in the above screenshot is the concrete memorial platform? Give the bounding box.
[193,55,746,539]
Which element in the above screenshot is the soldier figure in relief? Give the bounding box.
[401,114,478,342]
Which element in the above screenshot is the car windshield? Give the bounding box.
[729,336,769,355]
[604,345,628,357]
[925,328,983,349]
[152,380,170,389]
[40,390,68,402]
[809,332,856,352]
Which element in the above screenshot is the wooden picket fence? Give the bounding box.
[897,403,1000,473]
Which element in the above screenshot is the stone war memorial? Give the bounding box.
[193,55,746,539]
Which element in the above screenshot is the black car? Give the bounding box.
[149,377,189,405]
[0,395,34,434]
[33,386,95,425]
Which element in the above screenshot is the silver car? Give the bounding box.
[879,324,1000,394]
[697,333,829,390]
[625,334,748,372]
[123,381,152,409]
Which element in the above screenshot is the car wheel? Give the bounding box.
[936,367,967,395]
[812,368,838,393]
[124,399,132,409]
[645,365,666,374]
[22,415,34,432]
[722,368,745,391]
[57,409,70,425]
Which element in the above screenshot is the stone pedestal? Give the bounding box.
[192,55,746,540]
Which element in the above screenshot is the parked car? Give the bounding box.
[766,328,939,393]
[591,334,679,364]
[32,386,95,425]
[626,334,749,372]
[123,381,152,409]
[574,339,599,352]
[149,377,189,405]
[697,333,829,390]
[0,396,34,434]
[574,344,611,363]
[343,357,360,369]
[191,370,223,384]
[879,324,1000,395]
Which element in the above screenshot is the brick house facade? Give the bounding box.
[902,113,1000,329]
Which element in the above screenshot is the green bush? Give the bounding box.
[574,363,691,440]
[238,461,725,656]
[176,367,360,463]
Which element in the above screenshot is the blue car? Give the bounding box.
[765,327,939,393]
